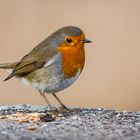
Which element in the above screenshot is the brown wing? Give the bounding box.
[4,47,57,81]
[3,33,59,81]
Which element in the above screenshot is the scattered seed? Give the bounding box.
[0,115,6,119]
[27,125,38,131]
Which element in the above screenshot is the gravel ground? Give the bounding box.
[0,105,140,140]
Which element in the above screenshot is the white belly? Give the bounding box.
[20,68,81,93]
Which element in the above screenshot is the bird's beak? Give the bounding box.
[82,38,92,43]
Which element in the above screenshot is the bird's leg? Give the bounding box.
[39,91,53,110]
[52,93,68,110]
[39,91,59,113]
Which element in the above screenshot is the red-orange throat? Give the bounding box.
[56,34,85,78]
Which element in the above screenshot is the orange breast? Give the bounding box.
[56,42,85,78]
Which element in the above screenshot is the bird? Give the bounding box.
[0,26,91,111]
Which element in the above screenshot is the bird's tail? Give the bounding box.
[0,62,18,69]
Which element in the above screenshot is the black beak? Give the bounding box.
[82,38,92,43]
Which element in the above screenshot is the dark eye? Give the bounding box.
[66,38,72,43]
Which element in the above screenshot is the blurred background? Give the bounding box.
[0,0,140,111]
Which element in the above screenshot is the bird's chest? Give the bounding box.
[59,47,85,79]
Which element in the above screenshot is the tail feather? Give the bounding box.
[0,62,18,69]
[0,62,18,81]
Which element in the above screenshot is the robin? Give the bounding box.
[0,26,91,110]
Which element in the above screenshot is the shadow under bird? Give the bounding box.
[0,26,91,110]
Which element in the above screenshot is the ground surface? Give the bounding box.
[0,105,140,140]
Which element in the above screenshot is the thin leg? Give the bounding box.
[52,93,67,110]
[39,91,53,110]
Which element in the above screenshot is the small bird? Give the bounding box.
[0,26,91,110]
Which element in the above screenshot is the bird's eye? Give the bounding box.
[65,37,72,44]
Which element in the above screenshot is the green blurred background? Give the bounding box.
[0,0,140,111]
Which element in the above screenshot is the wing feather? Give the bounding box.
[4,44,57,81]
